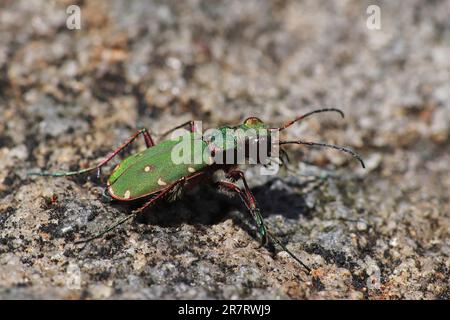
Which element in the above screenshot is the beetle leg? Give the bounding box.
[140,129,155,147]
[158,120,197,140]
[75,177,188,246]
[225,171,264,233]
[217,180,268,246]
[132,177,188,214]
[225,171,265,229]
[28,128,155,177]
[219,173,311,272]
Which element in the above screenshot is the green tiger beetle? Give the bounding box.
[29,108,365,273]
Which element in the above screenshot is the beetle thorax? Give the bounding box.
[205,125,274,165]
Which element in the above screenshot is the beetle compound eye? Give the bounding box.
[244,117,264,126]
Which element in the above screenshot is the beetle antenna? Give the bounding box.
[279,140,365,168]
[278,108,344,131]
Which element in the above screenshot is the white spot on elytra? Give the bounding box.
[188,167,195,173]
[124,190,131,199]
[157,178,167,186]
[145,166,151,172]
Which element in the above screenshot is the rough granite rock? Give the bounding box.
[0,0,448,299]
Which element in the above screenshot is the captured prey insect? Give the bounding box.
[29,108,365,273]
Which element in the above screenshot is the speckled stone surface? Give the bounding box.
[0,0,448,299]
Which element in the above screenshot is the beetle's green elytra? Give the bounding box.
[29,108,365,273]
[107,135,209,201]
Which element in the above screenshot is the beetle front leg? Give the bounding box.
[227,170,271,203]
[28,128,155,177]
[224,170,268,243]
[217,180,268,246]
[217,180,311,272]
[158,120,198,140]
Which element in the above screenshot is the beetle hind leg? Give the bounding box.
[28,128,156,178]
[75,177,190,246]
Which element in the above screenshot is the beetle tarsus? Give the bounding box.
[74,214,135,246]
[267,230,312,273]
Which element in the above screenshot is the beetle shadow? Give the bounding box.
[110,185,233,227]
[110,176,324,234]
[222,176,324,238]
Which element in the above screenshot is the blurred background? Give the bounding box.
[0,0,448,299]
